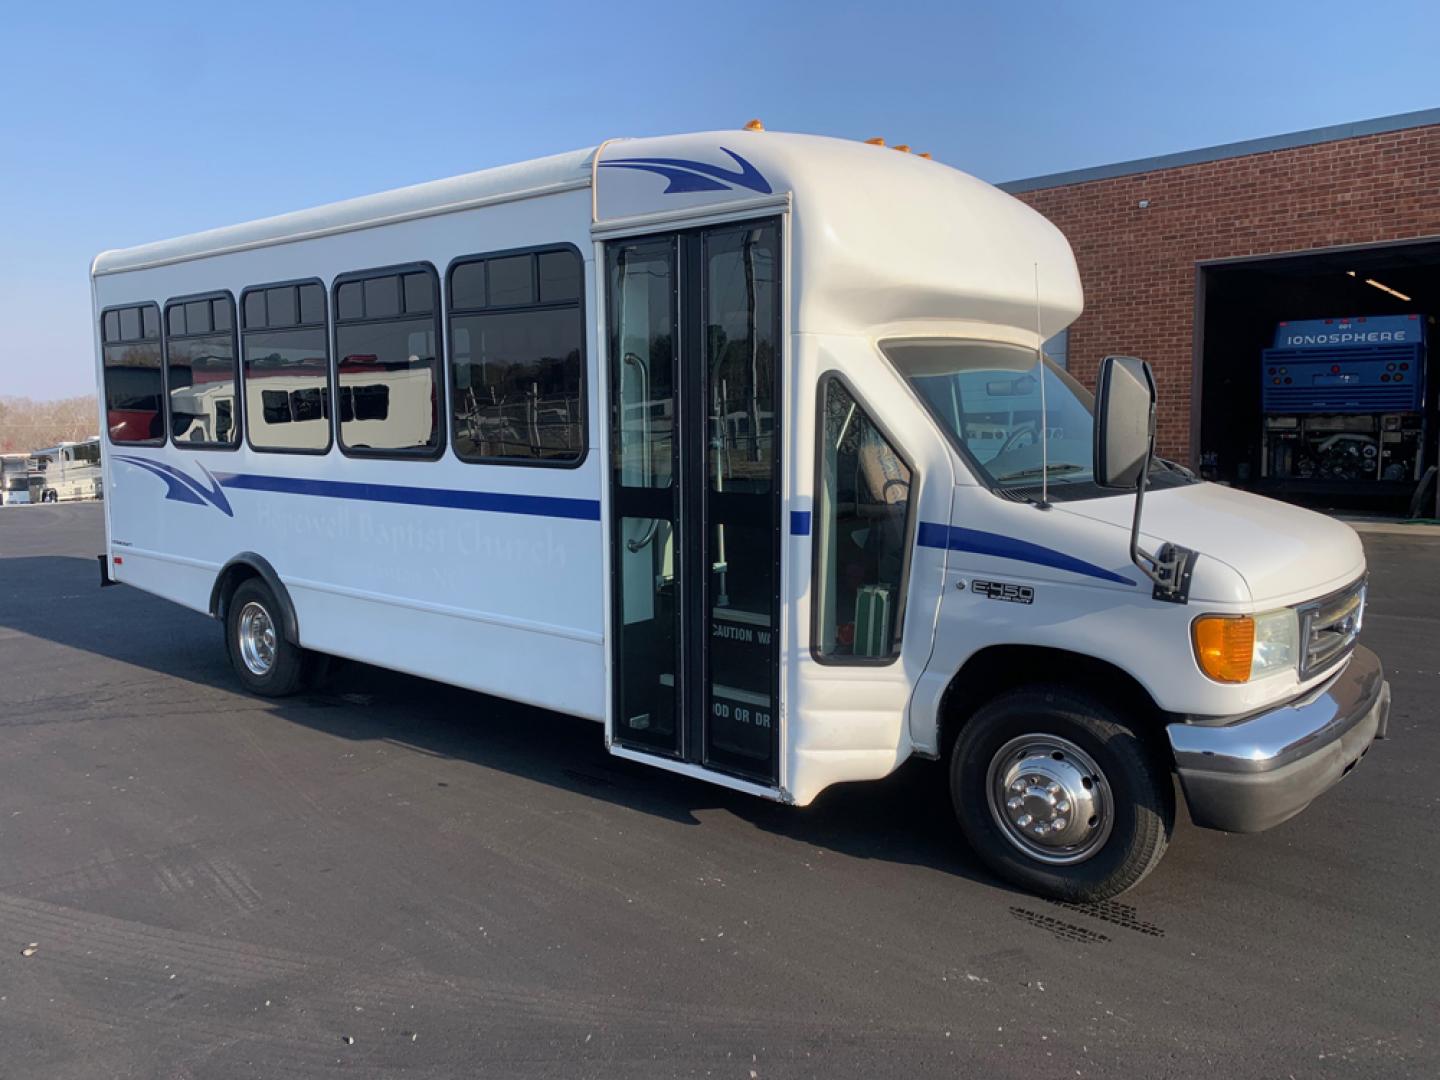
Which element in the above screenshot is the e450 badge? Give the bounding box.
[971,579,1035,605]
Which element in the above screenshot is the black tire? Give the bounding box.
[949,685,1174,902]
[224,578,312,697]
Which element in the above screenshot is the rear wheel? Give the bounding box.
[224,578,312,697]
[950,685,1173,902]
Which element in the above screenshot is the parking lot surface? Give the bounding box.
[0,502,1436,1079]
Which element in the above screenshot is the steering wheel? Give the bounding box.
[997,423,1039,457]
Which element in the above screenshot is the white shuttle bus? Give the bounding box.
[91,127,1390,899]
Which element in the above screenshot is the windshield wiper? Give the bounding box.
[996,463,1085,482]
[1152,457,1197,479]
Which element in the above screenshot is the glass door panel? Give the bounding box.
[702,223,780,778]
[609,238,680,755]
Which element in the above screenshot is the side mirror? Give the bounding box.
[1093,355,1198,604]
[1094,355,1156,489]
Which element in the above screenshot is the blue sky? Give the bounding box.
[2,0,1436,400]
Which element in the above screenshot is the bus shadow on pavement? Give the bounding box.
[0,554,1006,893]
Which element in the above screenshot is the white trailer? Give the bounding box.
[90,126,1389,899]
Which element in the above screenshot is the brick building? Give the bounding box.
[1000,108,1440,509]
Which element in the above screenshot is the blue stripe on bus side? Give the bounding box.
[214,473,602,522]
[200,479,1122,584]
[916,522,1136,586]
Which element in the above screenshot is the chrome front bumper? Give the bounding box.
[1167,646,1390,833]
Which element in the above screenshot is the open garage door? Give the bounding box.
[1197,240,1440,516]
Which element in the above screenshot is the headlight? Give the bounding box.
[1249,608,1299,679]
[1192,608,1298,683]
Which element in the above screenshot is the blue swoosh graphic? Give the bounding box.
[599,148,773,195]
[917,522,1136,586]
[114,455,234,517]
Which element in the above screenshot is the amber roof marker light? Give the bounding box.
[743,119,765,132]
[861,137,932,158]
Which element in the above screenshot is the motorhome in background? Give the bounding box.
[91,126,1389,901]
[28,438,103,502]
[0,453,32,505]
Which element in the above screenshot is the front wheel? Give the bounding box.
[950,686,1174,902]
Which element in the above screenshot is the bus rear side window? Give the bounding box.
[100,303,165,446]
[164,293,240,450]
[814,377,914,662]
[333,266,442,458]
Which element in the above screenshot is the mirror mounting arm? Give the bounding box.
[1126,443,1198,604]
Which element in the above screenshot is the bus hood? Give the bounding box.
[1055,482,1365,607]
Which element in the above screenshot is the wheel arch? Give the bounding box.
[210,553,300,646]
[937,644,1171,763]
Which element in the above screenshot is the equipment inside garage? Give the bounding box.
[1197,241,1440,514]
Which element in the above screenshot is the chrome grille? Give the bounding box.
[1297,577,1365,679]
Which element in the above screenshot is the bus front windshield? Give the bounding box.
[885,339,1096,491]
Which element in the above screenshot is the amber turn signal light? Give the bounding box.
[1192,616,1255,683]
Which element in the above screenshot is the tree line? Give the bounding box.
[0,396,99,452]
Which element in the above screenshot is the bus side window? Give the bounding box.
[162,293,241,450]
[333,266,443,458]
[100,303,165,446]
[814,377,915,662]
[242,281,332,453]
[447,246,586,465]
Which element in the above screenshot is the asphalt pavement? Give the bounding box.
[0,502,1435,1079]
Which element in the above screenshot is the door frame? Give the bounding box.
[597,213,792,799]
